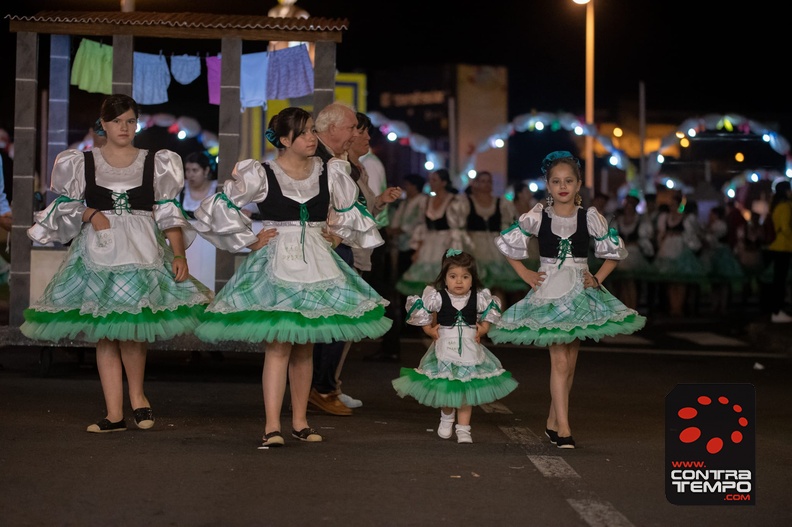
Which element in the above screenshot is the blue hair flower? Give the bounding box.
[541,150,580,175]
[445,248,462,258]
[265,128,282,148]
[94,118,106,137]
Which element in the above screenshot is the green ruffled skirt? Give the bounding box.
[490,284,646,348]
[392,342,518,408]
[21,235,213,343]
[195,242,392,345]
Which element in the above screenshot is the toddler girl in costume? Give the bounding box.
[392,249,518,443]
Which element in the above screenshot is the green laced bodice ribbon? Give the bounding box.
[111,192,131,215]
[405,298,476,356]
[298,203,309,262]
[556,238,573,268]
[453,310,472,355]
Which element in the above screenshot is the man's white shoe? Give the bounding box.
[338,393,363,409]
[437,409,455,439]
[771,310,792,323]
[455,424,473,444]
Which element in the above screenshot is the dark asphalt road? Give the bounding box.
[1,318,790,527]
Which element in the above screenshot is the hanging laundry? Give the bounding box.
[70,39,113,95]
[133,52,171,105]
[170,54,201,85]
[206,55,222,106]
[240,52,269,111]
[266,44,314,100]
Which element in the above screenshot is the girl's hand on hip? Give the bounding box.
[248,227,278,251]
[171,257,188,282]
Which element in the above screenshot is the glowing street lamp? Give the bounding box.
[573,0,595,195]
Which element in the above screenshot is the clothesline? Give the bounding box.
[70,38,314,109]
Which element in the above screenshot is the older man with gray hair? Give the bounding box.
[309,101,365,416]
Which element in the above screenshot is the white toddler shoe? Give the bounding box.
[437,409,455,439]
[455,424,472,444]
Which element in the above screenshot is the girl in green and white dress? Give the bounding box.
[489,151,646,449]
[392,249,518,444]
[192,107,391,447]
[21,94,213,434]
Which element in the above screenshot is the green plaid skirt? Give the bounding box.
[195,240,392,345]
[21,232,213,343]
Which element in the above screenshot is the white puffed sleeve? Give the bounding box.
[152,149,198,248]
[637,216,655,258]
[326,158,383,249]
[477,288,502,324]
[28,149,88,244]
[495,202,543,259]
[588,206,628,260]
[683,214,703,252]
[192,158,267,252]
[408,222,427,249]
[405,286,442,326]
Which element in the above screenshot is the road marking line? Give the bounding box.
[499,426,636,527]
[567,499,636,527]
[499,425,542,446]
[527,455,581,479]
[667,331,747,346]
[480,401,512,414]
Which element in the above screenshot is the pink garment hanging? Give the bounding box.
[205,55,222,106]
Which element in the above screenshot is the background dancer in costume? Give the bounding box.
[650,190,705,317]
[21,94,213,433]
[605,190,655,311]
[490,151,646,449]
[392,249,517,444]
[395,168,467,297]
[461,170,525,303]
[192,107,391,447]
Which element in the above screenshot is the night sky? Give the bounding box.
[3,1,791,180]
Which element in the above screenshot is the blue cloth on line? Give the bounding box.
[133,52,171,105]
[240,52,269,110]
[170,54,201,85]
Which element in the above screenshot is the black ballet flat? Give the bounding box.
[133,407,155,430]
[86,418,127,433]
